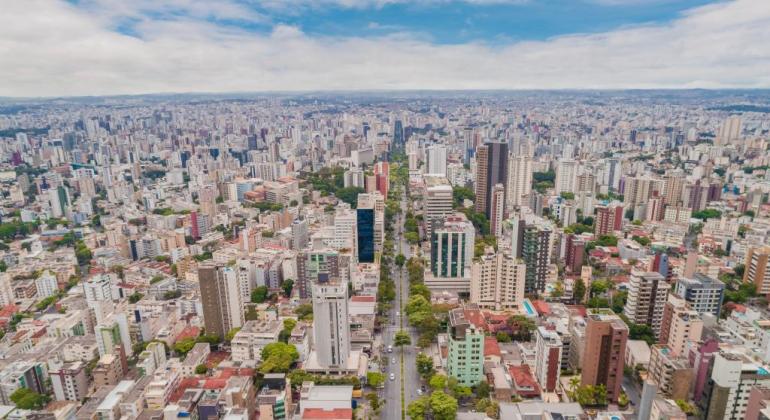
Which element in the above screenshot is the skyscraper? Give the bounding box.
[522,223,551,294]
[594,204,624,236]
[581,309,629,402]
[469,249,525,311]
[554,159,578,195]
[624,270,668,337]
[426,145,447,176]
[490,184,505,238]
[535,326,563,392]
[356,208,375,263]
[311,283,350,368]
[474,142,508,218]
[744,246,770,297]
[507,155,533,210]
[447,308,484,386]
[198,264,244,339]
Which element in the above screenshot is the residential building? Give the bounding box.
[581,309,628,402]
[554,159,578,195]
[231,319,283,362]
[534,326,562,392]
[595,204,624,236]
[745,246,770,297]
[701,351,770,420]
[675,274,725,317]
[474,142,508,219]
[429,213,475,281]
[312,283,350,368]
[522,222,552,294]
[469,249,525,311]
[424,176,453,236]
[198,264,244,339]
[624,270,668,337]
[507,155,533,210]
[446,308,485,386]
[49,360,88,402]
[648,345,694,400]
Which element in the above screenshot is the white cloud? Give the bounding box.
[0,0,769,96]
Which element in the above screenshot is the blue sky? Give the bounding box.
[243,0,721,44]
[2,0,769,96]
[100,0,721,44]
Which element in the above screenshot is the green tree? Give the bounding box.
[366,371,385,388]
[407,396,430,420]
[195,364,208,375]
[282,279,294,297]
[429,391,458,420]
[366,392,382,413]
[573,278,587,303]
[174,338,196,356]
[225,327,241,343]
[295,303,313,321]
[394,330,411,346]
[495,332,512,343]
[410,283,431,301]
[335,187,365,208]
[429,374,448,391]
[279,318,297,343]
[128,292,143,304]
[416,353,434,379]
[475,381,491,399]
[395,254,406,267]
[251,286,269,303]
[260,342,299,373]
[10,388,49,410]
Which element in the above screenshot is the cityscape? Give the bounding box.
[2,1,770,420]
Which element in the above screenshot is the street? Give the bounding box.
[381,191,423,420]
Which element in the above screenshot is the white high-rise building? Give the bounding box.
[0,274,13,307]
[554,159,578,194]
[35,272,58,299]
[311,283,350,368]
[424,176,454,236]
[426,145,448,176]
[332,205,357,255]
[717,116,742,145]
[535,326,563,392]
[624,270,669,337]
[507,155,533,209]
[470,250,526,311]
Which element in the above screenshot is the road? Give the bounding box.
[381,191,422,420]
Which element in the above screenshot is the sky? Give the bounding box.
[1,0,770,96]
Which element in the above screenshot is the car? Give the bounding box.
[392,357,396,364]
[417,389,422,396]
[390,373,395,381]
[387,345,393,353]
[421,385,426,392]
[396,311,400,316]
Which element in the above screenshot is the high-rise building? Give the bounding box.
[469,249,525,311]
[624,271,668,337]
[296,250,346,299]
[594,204,624,236]
[624,176,662,208]
[357,192,385,252]
[291,219,309,251]
[701,351,770,420]
[717,115,742,145]
[373,161,389,199]
[554,159,578,195]
[535,326,563,392]
[423,176,453,237]
[198,264,244,339]
[430,213,475,282]
[356,208,375,263]
[507,155,532,209]
[446,308,484,386]
[564,234,585,274]
[490,184,505,238]
[426,145,447,176]
[343,169,365,188]
[332,205,357,256]
[745,246,770,297]
[49,360,88,402]
[675,274,725,317]
[581,309,629,402]
[522,223,551,294]
[663,172,686,206]
[474,142,508,219]
[311,283,350,368]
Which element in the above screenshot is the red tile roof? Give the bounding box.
[532,300,550,316]
[302,408,353,420]
[350,296,376,302]
[484,337,501,357]
[508,364,541,398]
[463,309,487,331]
[203,378,227,389]
[176,326,201,342]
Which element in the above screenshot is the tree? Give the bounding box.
[260,342,299,373]
[174,338,196,356]
[366,392,382,413]
[366,371,385,388]
[429,374,448,391]
[429,391,458,420]
[225,327,241,343]
[405,232,419,244]
[251,286,269,303]
[9,388,49,410]
[335,187,365,208]
[475,381,491,399]
[395,254,406,267]
[295,303,313,321]
[495,332,512,343]
[573,278,586,303]
[407,396,430,420]
[416,352,434,379]
[128,292,144,304]
[394,330,411,347]
[195,364,208,375]
[282,279,294,297]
